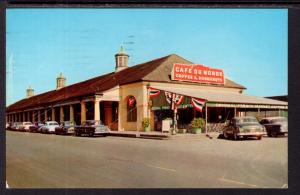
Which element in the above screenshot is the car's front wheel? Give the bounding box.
[257,135,262,140]
[233,132,238,140]
[223,132,229,139]
[271,131,278,137]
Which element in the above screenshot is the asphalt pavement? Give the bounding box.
[6,131,288,188]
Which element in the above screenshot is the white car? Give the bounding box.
[21,122,33,132]
[40,121,60,134]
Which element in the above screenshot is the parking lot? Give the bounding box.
[6,130,287,188]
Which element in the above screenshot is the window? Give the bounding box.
[127,96,137,122]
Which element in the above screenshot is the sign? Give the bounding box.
[162,119,172,132]
[171,63,225,85]
[206,102,288,109]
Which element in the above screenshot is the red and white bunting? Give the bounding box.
[191,97,206,112]
[165,91,184,110]
[149,87,161,98]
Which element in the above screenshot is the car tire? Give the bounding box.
[267,133,272,137]
[271,132,277,137]
[257,136,262,140]
[233,133,238,141]
[223,132,229,139]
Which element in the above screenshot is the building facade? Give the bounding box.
[6,48,288,132]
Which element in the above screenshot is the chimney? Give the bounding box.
[115,46,129,72]
[56,72,66,89]
[26,86,34,98]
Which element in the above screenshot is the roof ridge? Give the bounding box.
[139,54,178,79]
[124,54,174,70]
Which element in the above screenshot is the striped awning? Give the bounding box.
[150,85,287,109]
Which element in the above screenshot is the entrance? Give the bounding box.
[154,109,173,131]
[101,101,119,131]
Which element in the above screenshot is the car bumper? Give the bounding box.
[94,131,109,135]
[237,132,265,137]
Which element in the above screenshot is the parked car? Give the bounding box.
[6,122,11,130]
[40,121,59,134]
[9,122,17,131]
[74,120,109,137]
[223,116,266,140]
[260,117,288,137]
[55,121,75,135]
[20,122,33,132]
[29,122,45,133]
[10,122,23,131]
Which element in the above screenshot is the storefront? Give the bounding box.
[6,48,288,133]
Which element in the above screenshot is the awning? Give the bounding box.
[150,85,288,109]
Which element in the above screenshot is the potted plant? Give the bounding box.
[142,118,150,132]
[191,118,205,134]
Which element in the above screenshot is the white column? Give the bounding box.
[32,111,35,123]
[94,99,100,121]
[23,112,26,122]
[205,106,208,135]
[52,107,55,121]
[80,101,86,124]
[44,109,48,122]
[69,105,74,122]
[60,106,64,123]
[38,110,41,122]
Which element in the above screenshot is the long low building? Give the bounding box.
[6,47,288,132]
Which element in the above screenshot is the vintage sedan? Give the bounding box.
[260,117,288,137]
[223,116,266,140]
[74,120,109,137]
[55,121,75,135]
[10,122,23,131]
[20,122,33,132]
[29,122,45,133]
[40,121,60,134]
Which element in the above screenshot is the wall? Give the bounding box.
[119,82,148,131]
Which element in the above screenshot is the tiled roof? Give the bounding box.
[6,54,246,112]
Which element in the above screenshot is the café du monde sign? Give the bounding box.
[171,63,225,85]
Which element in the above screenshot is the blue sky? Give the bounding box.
[6,9,287,106]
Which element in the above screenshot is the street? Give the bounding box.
[6,131,287,188]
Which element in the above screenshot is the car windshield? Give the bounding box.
[236,118,258,124]
[49,122,58,126]
[85,121,102,126]
[64,121,74,126]
[271,118,287,123]
[24,122,32,125]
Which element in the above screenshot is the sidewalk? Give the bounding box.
[108,130,221,140]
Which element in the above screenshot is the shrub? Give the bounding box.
[142,118,150,128]
[191,118,205,129]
